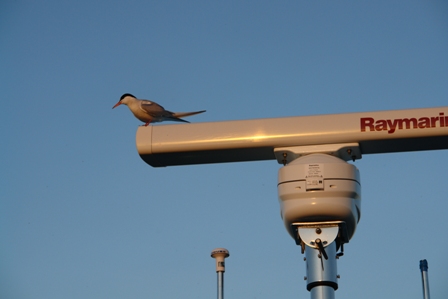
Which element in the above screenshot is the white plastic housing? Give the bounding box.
[278,154,361,240]
[136,107,448,167]
[211,248,229,272]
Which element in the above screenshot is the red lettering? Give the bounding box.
[418,117,430,129]
[386,119,398,133]
[360,117,374,132]
[360,113,447,133]
[398,118,417,130]
[431,117,439,127]
[376,120,387,132]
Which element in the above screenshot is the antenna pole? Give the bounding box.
[420,259,430,299]
[293,223,343,299]
[305,242,337,299]
[217,271,224,299]
[211,248,229,299]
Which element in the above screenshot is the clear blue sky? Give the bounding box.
[1,1,447,298]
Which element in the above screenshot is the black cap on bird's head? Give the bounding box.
[120,93,136,101]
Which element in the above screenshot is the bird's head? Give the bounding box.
[112,93,136,109]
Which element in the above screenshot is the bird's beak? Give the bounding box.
[112,101,122,109]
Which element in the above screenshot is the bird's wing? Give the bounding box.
[140,100,171,117]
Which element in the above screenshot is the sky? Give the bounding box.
[1,1,448,298]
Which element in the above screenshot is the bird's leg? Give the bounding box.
[144,121,151,126]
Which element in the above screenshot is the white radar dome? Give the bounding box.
[278,154,361,240]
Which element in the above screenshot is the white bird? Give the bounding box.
[112,93,206,126]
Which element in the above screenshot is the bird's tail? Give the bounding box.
[172,110,206,118]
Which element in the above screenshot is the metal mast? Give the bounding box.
[211,248,229,299]
[419,259,430,299]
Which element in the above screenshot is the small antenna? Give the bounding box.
[419,259,430,299]
[211,248,229,299]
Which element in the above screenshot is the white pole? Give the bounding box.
[211,248,229,299]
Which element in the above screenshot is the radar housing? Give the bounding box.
[278,153,361,241]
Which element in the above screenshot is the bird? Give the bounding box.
[112,93,206,126]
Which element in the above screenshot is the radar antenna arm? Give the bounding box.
[136,107,448,167]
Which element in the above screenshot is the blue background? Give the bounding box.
[1,1,447,298]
